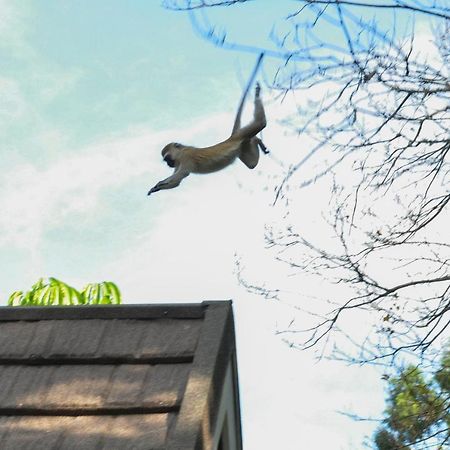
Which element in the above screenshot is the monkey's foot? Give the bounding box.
[258,140,269,154]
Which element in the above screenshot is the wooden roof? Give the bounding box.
[0,301,241,450]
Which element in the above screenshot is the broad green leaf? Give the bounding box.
[8,291,24,306]
[7,278,121,307]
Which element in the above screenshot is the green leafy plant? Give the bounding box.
[81,280,121,305]
[8,278,121,306]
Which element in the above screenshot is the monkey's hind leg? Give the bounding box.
[234,83,267,140]
[239,138,260,169]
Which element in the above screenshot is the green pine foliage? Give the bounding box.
[374,348,450,449]
[7,278,121,306]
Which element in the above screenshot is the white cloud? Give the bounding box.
[0,0,19,35]
[0,77,27,125]
[0,0,32,57]
[0,133,149,250]
[35,68,85,103]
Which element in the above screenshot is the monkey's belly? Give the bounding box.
[192,154,238,174]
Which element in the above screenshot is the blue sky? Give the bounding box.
[1,1,436,448]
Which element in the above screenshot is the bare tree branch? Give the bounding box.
[165,0,450,382]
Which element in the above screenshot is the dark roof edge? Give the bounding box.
[167,301,242,450]
[231,343,243,450]
[0,301,232,321]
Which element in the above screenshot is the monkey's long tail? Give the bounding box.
[231,52,264,134]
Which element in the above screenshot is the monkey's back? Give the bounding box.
[187,139,243,174]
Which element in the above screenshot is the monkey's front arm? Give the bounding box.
[147,169,189,195]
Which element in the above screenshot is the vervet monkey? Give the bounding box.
[148,55,267,195]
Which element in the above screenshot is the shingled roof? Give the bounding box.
[0,301,241,450]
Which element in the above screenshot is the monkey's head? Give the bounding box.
[161,143,183,168]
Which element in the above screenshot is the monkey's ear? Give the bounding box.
[174,143,182,148]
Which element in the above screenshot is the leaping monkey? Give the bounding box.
[148,53,267,195]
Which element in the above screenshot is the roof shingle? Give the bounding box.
[0,302,241,450]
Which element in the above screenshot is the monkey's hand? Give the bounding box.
[147,183,164,195]
[147,171,187,196]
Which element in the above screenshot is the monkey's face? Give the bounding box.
[161,143,182,168]
[164,154,176,168]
